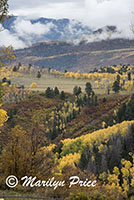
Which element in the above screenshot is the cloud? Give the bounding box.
[8,0,134,36]
[82,0,134,39]
[9,0,82,9]
[1,0,134,49]
[83,0,133,27]
[0,25,26,49]
[60,19,90,40]
[9,1,84,19]
[9,0,134,26]
[0,18,57,49]
[12,18,56,43]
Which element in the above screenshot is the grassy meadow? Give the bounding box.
[11,71,131,96]
[12,73,94,93]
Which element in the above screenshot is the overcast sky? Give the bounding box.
[1,0,134,49]
[8,0,134,29]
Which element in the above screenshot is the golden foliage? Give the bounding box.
[61,121,134,155]
[30,82,38,88]
[0,106,8,127]
[0,46,15,66]
[57,153,81,173]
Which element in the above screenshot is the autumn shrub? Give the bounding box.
[0,107,8,127]
[30,82,37,88]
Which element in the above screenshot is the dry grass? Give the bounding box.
[12,72,131,96]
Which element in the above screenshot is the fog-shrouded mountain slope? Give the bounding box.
[14,38,134,72]
[1,16,128,49]
[2,16,93,45]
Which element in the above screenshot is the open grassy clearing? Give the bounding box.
[11,72,131,96]
[12,73,95,93]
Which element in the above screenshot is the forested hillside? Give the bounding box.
[14,39,134,71]
[1,62,134,199]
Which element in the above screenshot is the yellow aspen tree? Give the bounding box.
[0,105,8,127]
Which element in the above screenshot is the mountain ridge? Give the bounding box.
[14,38,134,72]
[2,16,93,43]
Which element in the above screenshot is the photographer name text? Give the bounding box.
[6,175,97,190]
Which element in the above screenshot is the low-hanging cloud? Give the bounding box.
[82,0,134,41]
[0,24,26,49]
[0,0,134,49]
[0,18,57,49]
[13,18,56,45]
[14,18,56,37]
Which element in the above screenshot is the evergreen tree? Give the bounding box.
[2,77,7,82]
[103,97,107,103]
[85,82,92,97]
[54,87,59,95]
[116,103,126,122]
[77,87,82,96]
[37,71,41,78]
[7,80,11,85]
[91,91,95,105]
[60,91,65,100]
[117,74,120,83]
[107,85,110,95]
[13,66,17,72]
[128,72,131,81]
[83,94,87,104]
[73,86,78,96]
[112,80,120,93]
[76,97,83,107]
[45,87,53,98]
[95,96,98,106]
[73,86,81,97]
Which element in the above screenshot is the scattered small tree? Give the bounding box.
[60,91,65,100]
[73,86,81,97]
[107,85,110,95]
[13,66,17,72]
[37,71,41,78]
[103,97,107,103]
[95,95,98,106]
[2,77,7,82]
[128,72,131,81]
[112,80,120,93]
[45,87,53,98]
[54,87,59,95]
[30,82,37,89]
[85,82,92,97]
[117,74,120,83]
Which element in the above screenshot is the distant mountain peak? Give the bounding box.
[93,25,117,34]
[1,16,93,49]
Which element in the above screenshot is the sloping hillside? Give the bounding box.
[14,39,134,72]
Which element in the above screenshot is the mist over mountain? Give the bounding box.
[1,16,134,72]
[1,16,92,49]
[1,16,134,49]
